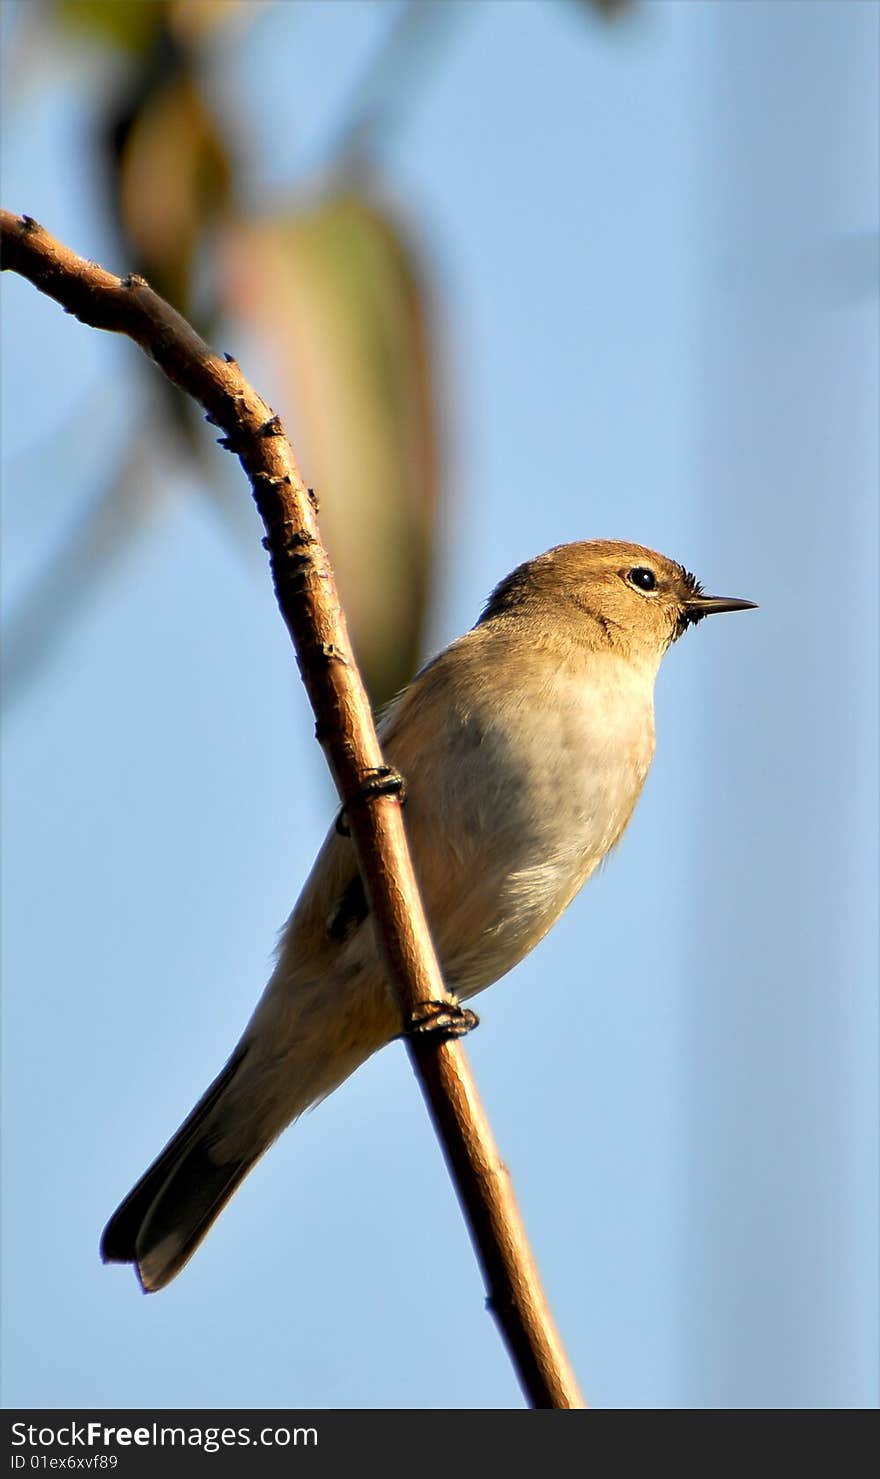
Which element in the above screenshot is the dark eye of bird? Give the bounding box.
[628,567,656,592]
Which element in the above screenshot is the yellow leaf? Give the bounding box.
[224,194,440,709]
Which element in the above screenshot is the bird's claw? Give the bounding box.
[406,1000,479,1041]
[335,766,406,836]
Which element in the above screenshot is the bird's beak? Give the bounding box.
[684,593,758,620]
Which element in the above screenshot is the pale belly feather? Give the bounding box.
[388,655,657,997]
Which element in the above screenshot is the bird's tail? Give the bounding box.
[101,956,398,1291]
[100,1045,266,1292]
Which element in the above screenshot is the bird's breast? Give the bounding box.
[391,650,657,995]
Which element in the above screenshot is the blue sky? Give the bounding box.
[2,0,878,1409]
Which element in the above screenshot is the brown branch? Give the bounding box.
[1,208,586,1410]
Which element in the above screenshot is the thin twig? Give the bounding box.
[1,208,586,1410]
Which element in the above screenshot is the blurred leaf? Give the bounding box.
[54,0,251,52]
[167,0,259,45]
[224,194,440,709]
[118,72,232,313]
[58,3,238,319]
[54,0,167,54]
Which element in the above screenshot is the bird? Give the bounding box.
[101,539,755,1291]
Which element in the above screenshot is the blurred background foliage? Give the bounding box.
[4,0,877,1413]
[8,0,629,710]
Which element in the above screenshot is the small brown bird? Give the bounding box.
[101,540,755,1291]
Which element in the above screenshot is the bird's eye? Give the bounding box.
[628,567,657,592]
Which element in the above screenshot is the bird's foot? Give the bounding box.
[406,1000,479,1041]
[335,766,407,836]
